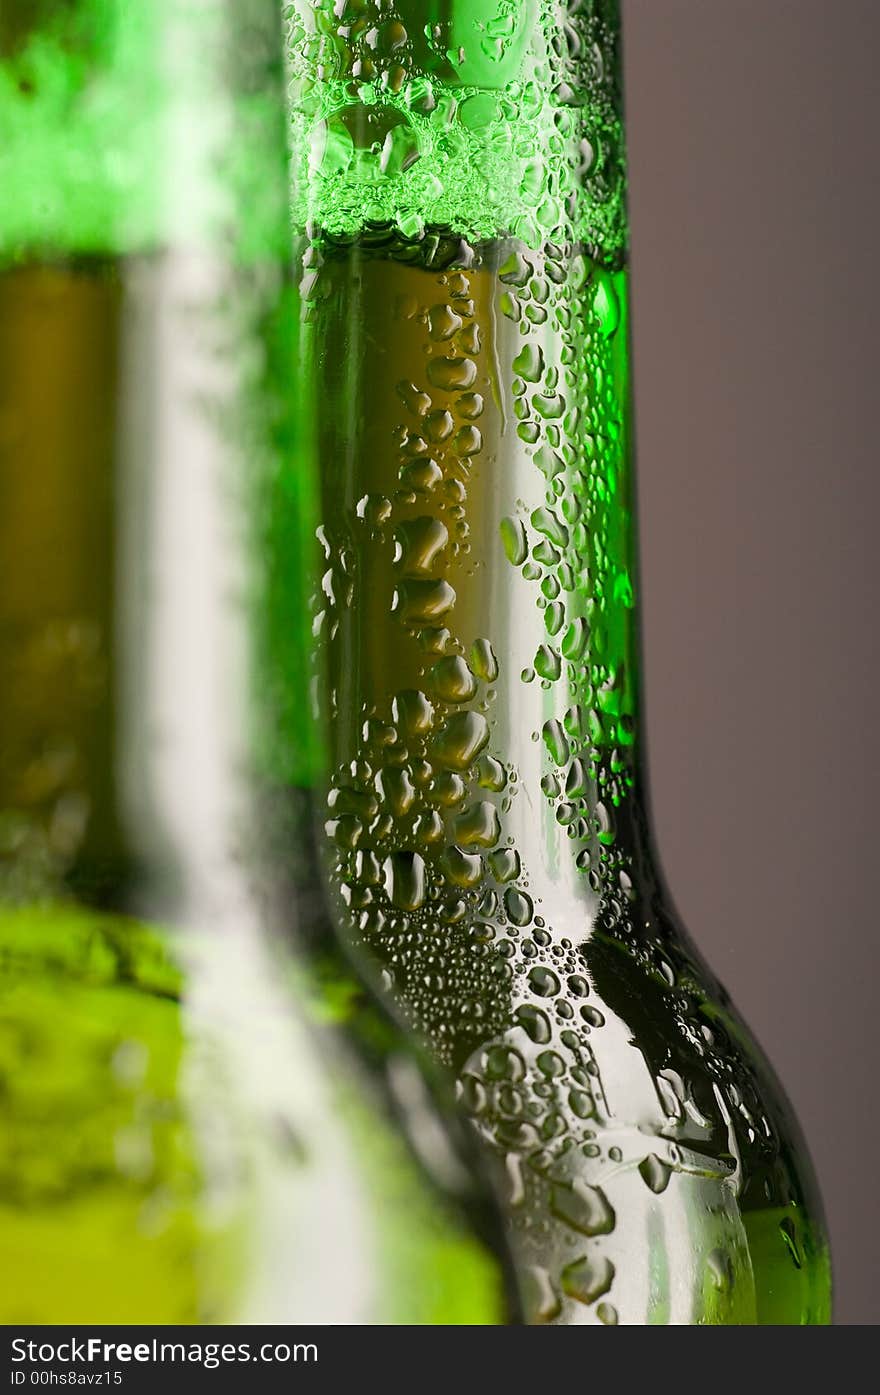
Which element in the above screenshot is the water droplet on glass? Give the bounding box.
[561,1252,616,1306]
[376,766,416,817]
[524,1266,561,1323]
[430,655,477,703]
[512,342,545,384]
[561,617,588,660]
[383,851,427,911]
[500,516,528,566]
[428,304,463,341]
[514,1004,552,1045]
[476,755,507,791]
[433,711,490,771]
[535,645,562,681]
[444,844,483,888]
[504,888,534,927]
[470,637,499,682]
[454,801,501,848]
[529,966,561,998]
[394,578,456,626]
[489,847,520,883]
[707,1249,734,1293]
[639,1154,673,1195]
[427,356,477,391]
[395,517,449,576]
[552,1183,615,1239]
[543,719,570,766]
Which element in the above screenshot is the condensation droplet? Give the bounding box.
[470,638,499,682]
[454,801,501,848]
[396,380,431,416]
[500,516,528,566]
[707,1248,734,1293]
[376,766,416,817]
[427,356,477,391]
[536,1050,565,1078]
[561,1254,615,1306]
[531,506,569,547]
[394,578,456,626]
[476,754,507,791]
[514,1004,552,1045]
[639,1154,673,1195]
[524,1265,561,1323]
[444,844,483,888]
[383,851,426,911]
[543,719,570,766]
[535,645,562,681]
[430,655,477,703]
[391,689,434,736]
[433,711,490,771]
[506,1152,526,1209]
[561,617,588,660]
[568,1089,595,1120]
[512,342,545,384]
[579,1005,605,1029]
[428,304,463,341]
[504,888,534,927]
[564,761,587,799]
[529,966,561,998]
[545,601,565,636]
[396,517,449,576]
[551,1182,616,1239]
[489,847,520,883]
[485,1045,525,1082]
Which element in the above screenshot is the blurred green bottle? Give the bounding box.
[0,0,516,1324]
[283,0,832,1323]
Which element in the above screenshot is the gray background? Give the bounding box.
[622,0,878,1324]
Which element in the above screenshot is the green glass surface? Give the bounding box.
[0,0,512,1325]
[0,901,504,1323]
[282,1,832,1323]
[0,905,207,1324]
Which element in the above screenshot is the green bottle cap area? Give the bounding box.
[0,4,165,259]
[287,1,627,258]
[0,0,289,263]
[1,1,628,264]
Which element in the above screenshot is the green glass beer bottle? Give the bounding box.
[285,1,832,1323]
[0,0,513,1324]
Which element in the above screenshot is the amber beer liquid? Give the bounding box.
[285,1,832,1322]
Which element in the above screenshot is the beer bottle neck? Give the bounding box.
[301,234,652,1041]
[0,250,303,921]
[0,0,306,916]
[0,262,127,904]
